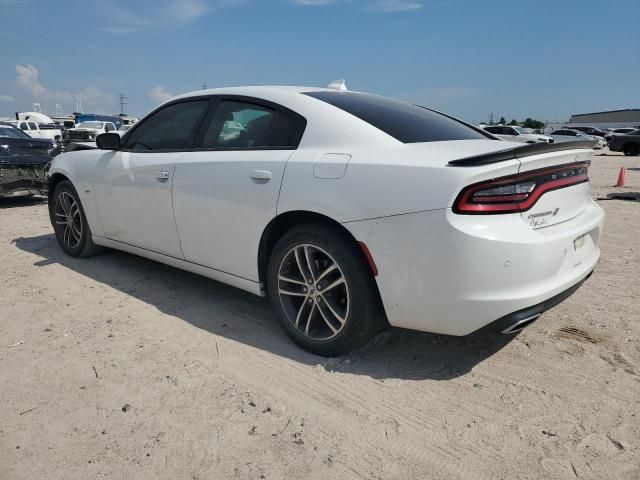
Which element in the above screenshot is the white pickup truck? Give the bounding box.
[12,120,63,144]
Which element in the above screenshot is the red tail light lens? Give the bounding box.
[453,162,589,214]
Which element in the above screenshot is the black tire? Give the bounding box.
[49,180,103,257]
[267,223,385,356]
[623,143,639,156]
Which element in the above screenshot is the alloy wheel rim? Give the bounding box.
[54,191,83,249]
[278,244,350,341]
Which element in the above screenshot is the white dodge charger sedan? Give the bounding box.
[48,84,604,355]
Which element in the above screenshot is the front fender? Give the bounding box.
[48,151,105,236]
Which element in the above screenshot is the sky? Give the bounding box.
[1,0,638,124]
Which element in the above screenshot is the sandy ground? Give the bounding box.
[1,149,639,480]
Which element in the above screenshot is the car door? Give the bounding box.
[501,126,523,142]
[93,98,210,257]
[551,130,571,143]
[172,97,306,282]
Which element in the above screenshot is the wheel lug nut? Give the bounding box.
[308,299,313,304]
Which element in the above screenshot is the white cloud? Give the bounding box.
[100,0,244,34]
[0,94,15,102]
[149,86,174,105]
[165,0,208,23]
[290,0,339,5]
[367,0,422,12]
[15,64,116,113]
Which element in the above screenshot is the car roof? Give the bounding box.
[157,86,405,148]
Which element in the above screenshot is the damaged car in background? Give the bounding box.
[0,121,60,198]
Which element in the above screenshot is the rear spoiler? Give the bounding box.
[448,141,594,167]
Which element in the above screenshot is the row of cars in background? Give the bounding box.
[567,125,640,155]
[482,124,607,148]
[481,124,640,154]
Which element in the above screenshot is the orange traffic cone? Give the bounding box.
[616,167,626,187]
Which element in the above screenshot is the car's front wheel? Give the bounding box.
[50,180,103,257]
[267,224,384,356]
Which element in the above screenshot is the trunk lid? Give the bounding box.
[517,147,592,229]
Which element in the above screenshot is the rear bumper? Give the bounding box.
[475,270,593,334]
[344,198,604,336]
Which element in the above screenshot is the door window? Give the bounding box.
[28,122,38,130]
[123,100,208,151]
[19,122,28,130]
[202,101,275,149]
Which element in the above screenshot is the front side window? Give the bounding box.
[202,101,275,149]
[123,100,208,151]
[19,122,28,130]
[484,126,501,134]
[28,122,38,130]
[304,91,491,143]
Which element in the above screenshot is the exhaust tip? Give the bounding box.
[500,314,542,334]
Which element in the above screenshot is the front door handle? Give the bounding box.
[249,170,272,181]
[156,171,170,180]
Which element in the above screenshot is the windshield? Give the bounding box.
[77,122,104,129]
[119,125,131,131]
[513,127,530,134]
[0,125,30,139]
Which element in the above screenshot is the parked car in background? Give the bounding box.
[64,121,117,144]
[47,85,603,355]
[604,128,637,144]
[568,126,607,137]
[608,129,640,156]
[483,125,554,143]
[549,129,605,149]
[0,122,60,198]
[116,124,133,137]
[10,119,63,144]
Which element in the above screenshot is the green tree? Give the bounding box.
[522,117,545,130]
[508,119,519,126]
[498,116,507,125]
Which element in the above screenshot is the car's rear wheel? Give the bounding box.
[623,143,639,156]
[50,180,103,257]
[267,223,384,356]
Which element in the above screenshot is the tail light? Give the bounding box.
[453,162,589,214]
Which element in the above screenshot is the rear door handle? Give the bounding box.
[249,170,272,181]
[156,171,170,180]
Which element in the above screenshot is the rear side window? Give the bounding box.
[304,91,491,143]
[199,99,305,149]
[123,100,208,151]
[202,101,275,149]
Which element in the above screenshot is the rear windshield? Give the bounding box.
[304,91,491,144]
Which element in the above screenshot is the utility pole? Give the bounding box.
[202,82,207,90]
[489,112,494,125]
[119,93,128,115]
[74,96,84,114]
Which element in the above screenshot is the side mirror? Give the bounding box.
[96,133,121,150]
